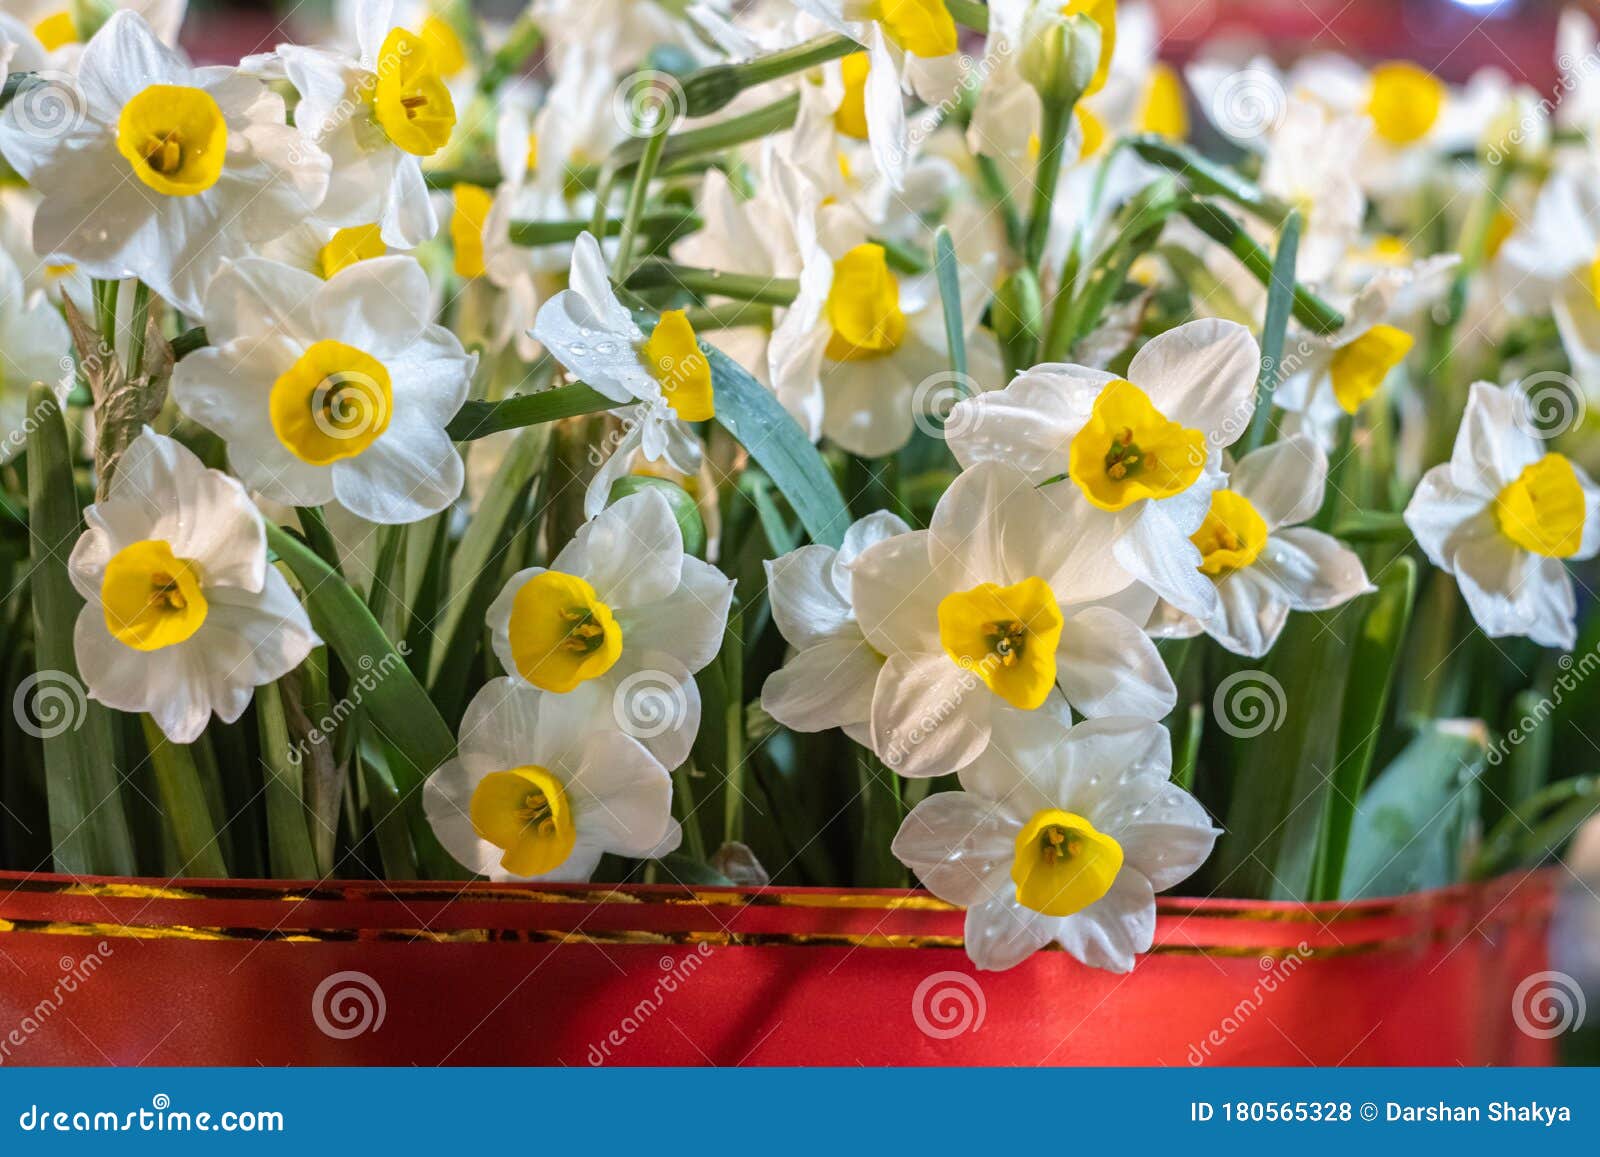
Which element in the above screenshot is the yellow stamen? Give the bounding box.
[373,28,456,157]
[1067,379,1206,511]
[1191,490,1269,576]
[115,85,227,197]
[101,540,209,652]
[1012,808,1123,916]
[507,571,624,693]
[937,577,1064,710]
[269,340,393,465]
[469,766,578,877]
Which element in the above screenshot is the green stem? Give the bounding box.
[141,715,228,878]
[93,277,119,347]
[256,680,319,879]
[625,260,799,305]
[1127,135,1293,224]
[294,507,345,578]
[508,209,699,247]
[1178,200,1345,335]
[476,14,542,94]
[609,93,800,172]
[612,123,669,277]
[1024,99,1071,270]
[684,301,774,331]
[125,280,152,381]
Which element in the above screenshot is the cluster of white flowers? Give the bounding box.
[1,0,1595,976]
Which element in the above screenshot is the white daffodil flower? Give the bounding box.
[170,255,476,524]
[850,460,1174,779]
[273,0,460,249]
[535,0,714,71]
[1405,381,1600,650]
[0,245,71,462]
[0,11,330,318]
[485,488,735,770]
[947,318,1261,619]
[761,510,909,744]
[892,713,1218,971]
[786,0,966,189]
[66,428,319,744]
[533,231,718,516]
[1498,157,1600,401]
[774,209,988,457]
[2,0,185,62]
[258,220,394,280]
[424,676,680,882]
[1273,256,1455,449]
[1148,435,1373,657]
[1257,97,1368,286]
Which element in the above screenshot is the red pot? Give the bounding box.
[0,868,1557,1066]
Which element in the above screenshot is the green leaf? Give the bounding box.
[1241,208,1300,455]
[256,679,318,879]
[266,521,458,877]
[446,383,616,441]
[706,341,849,547]
[933,225,967,381]
[139,716,228,878]
[1310,556,1416,900]
[1210,610,1353,899]
[23,384,137,875]
[1473,775,1599,880]
[1340,722,1487,898]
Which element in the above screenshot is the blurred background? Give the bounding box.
[186,0,1578,86]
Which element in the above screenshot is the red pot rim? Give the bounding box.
[0,867,1557,959]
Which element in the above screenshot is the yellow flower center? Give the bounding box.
[1483,209,1515,265]
[875,0,957,58]
[1136,62,1188,139]
[1191,490,1269,576]
[1367,62,1444,146]
[1011,808,1123,917]
[834,52,872,141]
[419,13,469,78]
[507,571,624,693]
[115,85,227,197]
[451,183,493,279]
[1328,323,1413,414]
[1060,0,1117,96]
[101,540,209,652]
[317,224,385,279]
[373,27,456,157]
[33,10,77,51]
[640,309,715,422]
[825,243,906,361]
[1494,452,1587,559]
[937,577,1064,710]
[469,765,578,877]
[1067,379,1206,512]
[525,132,540,173]
[269,340,393,466]
[1365,234,1411,265]
[1587,244,1600,313]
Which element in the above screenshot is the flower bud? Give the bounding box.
[993,268,1044,368]
[1019,10,1103,108]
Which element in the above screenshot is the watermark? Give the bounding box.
[286,642,411,766]
[1512,370,1587,440]
[1210,69,1287,142]
[7,70,86,139]
[311,970,386,1039]
[17,1094,283,1133]
[1185,941,1313,1064]
[0,942,114,1065]
[612,668,691,741]
[879,653,1000,771]
[612,69,686,139]
[1212,669,1287,739]
[12,670,89,740]
[1485,643,1600,766]
[585,944,715,1065]
[912,370,983,441]
[911,971,986,1039]
[1511,970,1587,1039]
